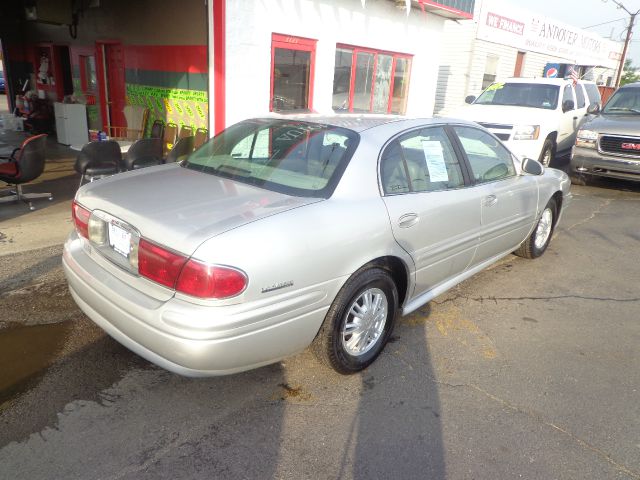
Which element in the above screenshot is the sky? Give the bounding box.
[506,0,640,66]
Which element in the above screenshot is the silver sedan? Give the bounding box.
[63,116,571,376]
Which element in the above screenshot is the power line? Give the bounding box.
[583,17,626,28]
[604,0,640,86]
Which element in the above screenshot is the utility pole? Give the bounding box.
[607,0,640,87]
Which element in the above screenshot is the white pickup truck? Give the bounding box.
[452,77,601,166]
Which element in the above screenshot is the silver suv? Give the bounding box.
[571,82,640,184]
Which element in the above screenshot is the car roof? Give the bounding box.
[258,114,479,133]
[619,82,640,89]
[497,77,593,86]
[266,114,407,132]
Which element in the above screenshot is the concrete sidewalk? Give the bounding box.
[0,125,79,257]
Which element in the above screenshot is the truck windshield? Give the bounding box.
[182,119,359,198]
[475,83,560,110]
[602,89,640,114]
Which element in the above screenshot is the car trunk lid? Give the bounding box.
[76,164,322,256]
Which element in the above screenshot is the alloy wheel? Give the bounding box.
[341,287,388,356]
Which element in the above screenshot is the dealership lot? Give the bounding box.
[0,178,639,479]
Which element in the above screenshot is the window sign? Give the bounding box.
[421,140,449,182]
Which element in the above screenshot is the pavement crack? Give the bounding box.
[433,294,640,305]
[462,383,640,480]
[565,197,613,231]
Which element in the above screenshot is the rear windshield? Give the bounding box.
[475,83,560,110]
[602,88,640,114]
[183,119,359,198]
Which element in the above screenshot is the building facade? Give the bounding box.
[434,0,624,116]
[1,0,475,138]
[211,0,475,132]
[1,0,207,135]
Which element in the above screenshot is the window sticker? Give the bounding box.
[486,82,504,91]
[421,140,449,182]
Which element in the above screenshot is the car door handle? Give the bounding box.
[483,195,498,207]
[398,213,419,228]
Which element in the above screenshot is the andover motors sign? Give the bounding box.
[477,0,622,69]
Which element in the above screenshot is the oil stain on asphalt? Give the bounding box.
[0,321,72,407]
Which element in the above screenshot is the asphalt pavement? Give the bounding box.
[0,142,639,478]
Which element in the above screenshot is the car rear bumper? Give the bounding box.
[571,147,640,182]
[63,233,331,376]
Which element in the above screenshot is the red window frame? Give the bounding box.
[337,44,413,114]
[270,33,317,112]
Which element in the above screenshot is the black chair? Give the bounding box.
[123,137,163,170]
[163,122,178,157]
[165,136,194,163]
[194,127,208,150]
[178,125,194,139]
[150,119,164,139]
[0,134,52,210]
[74,140,122,188]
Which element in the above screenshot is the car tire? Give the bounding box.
[514,198,557,259]
[311,267,398,374]
[538,138,555,167]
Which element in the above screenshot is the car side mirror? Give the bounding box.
[521,157,543,176]
[587,102,601,114]
[562,100,575,112]
[465,95,476,104]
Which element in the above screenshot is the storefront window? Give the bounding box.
[482,55,498,90]
[332,45,412,115]
[332,48,353,111]
[271,34,317,113]
[391,57,411,114]
[353,52,375,112]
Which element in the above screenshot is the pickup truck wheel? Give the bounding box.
[311,267,398,374]
[514,198,557,259]
[539,138,555,167]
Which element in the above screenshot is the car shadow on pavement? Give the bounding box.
[351,306,445,479]
[0,295,445,480]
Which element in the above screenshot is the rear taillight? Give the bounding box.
[138,239,186,289]
[137,239,247,298]
[176,260,247,298]
[72,201,91,238]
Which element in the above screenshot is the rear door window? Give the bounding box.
[380,126,465,195]
[562,85,575,110]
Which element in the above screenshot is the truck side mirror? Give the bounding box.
[562,100,575,112]
[465,95,476,104]
[587,103,601,114]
